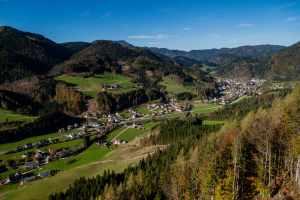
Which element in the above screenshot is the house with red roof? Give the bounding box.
[114,139,121,144]
[49,147,57,153]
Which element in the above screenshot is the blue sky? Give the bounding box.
[0,0,299,51]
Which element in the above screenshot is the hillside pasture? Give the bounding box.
[0,108,37,123]
[55,71,137,98]
[160,76,192,93]
[116,128,150,142]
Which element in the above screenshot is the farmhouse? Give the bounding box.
[89,122,99,127]
[35,152,43,158]
[7,172,22,183]
[37,170,50,178]
[49,147,57,153]
[24,161,39,170]
[58,128,65,133]
[25,143,32,148]
[68,133,79,139]
[114,139,121,144]
[174,105,183,112]
[21,175,36,182]
[67,125,74,130]
[15,146,23,151]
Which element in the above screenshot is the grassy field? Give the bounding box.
[143,122,161,129]
[117,128,150,142]
[0,108,37,124]
[0,144,166,199]
[102,127,127,142]
[271,81,298,86]
[0,148,36,162]
[41,139,83,151]
[136,108,150,115]
[0,129,82,153]
[199,66,216,72]
[0,161,133,200]
[191,107,220,115]
[202,120,225,125]
[160,76,192,93]
[190,103,221,111]
[30,145,110,173]
[55,71,137,98]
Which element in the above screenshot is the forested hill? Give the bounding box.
[60,42,92,54]
[214,41,300,81]
[50,40,214,87]
[0,26,72,84]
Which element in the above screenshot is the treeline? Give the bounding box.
[0,111,77,143]
[94,89,162,114]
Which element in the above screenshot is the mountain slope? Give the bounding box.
[50,41,214,90]
[214,42,300,80]
[60,42,92,54]
[0,26,72,84]
[173,56,203,68]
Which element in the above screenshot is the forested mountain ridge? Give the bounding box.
[60,42,92,54]
[147,47,229,59]
[198,44,285,65]
[50,40,214,88]
[50,83,300,199]
[147,45,284,62]
[0,26,72,84]
[214,41,300,80]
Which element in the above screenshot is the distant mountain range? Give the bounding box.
[147,45,285,65]
[214,41,300,81]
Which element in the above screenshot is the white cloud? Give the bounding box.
[82,10,91,16]
[207,34,220,38]
[237,24,254,27]
[223,39,242,43]
[275,3,297,10]
[182,28,190,30]
[102,12,114,18]
[287,16,300,21]
[128,34,178,39]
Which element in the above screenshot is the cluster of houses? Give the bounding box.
[59,123,79,133]
[68,131,86,139]
[107,84,120,89]
[96,139,127,147]
[7,169,51,183]
[269,84,295,90]
[147,103,183,114]
[14,138,58,152]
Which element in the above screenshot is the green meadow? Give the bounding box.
[0,161,134,200]
[0,108,37,123]
[55,71,137,98]
[116,128,150,142]
[160,76,192,93]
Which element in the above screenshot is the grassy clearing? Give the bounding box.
[202,120,225,125]
[143,122,161,129]
[117,128,150,142]
[42,139,83,151]
[191,107,220,115]
[199,66,216,72]
[136,108,150,115]
[190,103,221,111]
[102,127,127,142]
[0,183,20,195]
[271,81,298,86]
[55,71,137,98]
[0,108,37,124]
[0,129,82,152]
[160,76,192,93]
